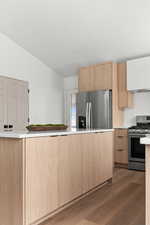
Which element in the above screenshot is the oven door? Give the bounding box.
[129,134,145,162]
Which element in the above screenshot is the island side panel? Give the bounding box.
[25,137,59,225]
[0,138,24,225]
[146,146,150,225]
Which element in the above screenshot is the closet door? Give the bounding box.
[0,77,7,131]
[7,78,29,131]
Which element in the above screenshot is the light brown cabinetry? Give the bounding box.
[79,66,94,91]
[117,63,133,109]
[25,137,59,225]
[82,132,113,193]
[79,62,112,92]
[0,139,23,225]
[0,132,114,225]
[100,132,114,181]
[82,133,101,193]
[146,146,150,225]
[114,129,128,166]
[78,62,123,128]
[94,63,112,90]
[58,135,82,206]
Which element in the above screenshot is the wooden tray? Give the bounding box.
[26,125,68,132]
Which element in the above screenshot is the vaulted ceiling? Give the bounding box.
[0,0,150,76]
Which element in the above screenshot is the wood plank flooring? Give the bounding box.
[40,169,145,225]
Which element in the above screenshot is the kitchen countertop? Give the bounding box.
[141,135,150,145]
[0,128,114,139]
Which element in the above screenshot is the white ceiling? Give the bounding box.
[0,0,150,76]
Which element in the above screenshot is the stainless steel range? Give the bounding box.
[128,115,150,171]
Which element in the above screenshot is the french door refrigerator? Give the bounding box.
[76,90,112,129]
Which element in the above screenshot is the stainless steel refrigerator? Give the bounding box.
[76,90,112,129]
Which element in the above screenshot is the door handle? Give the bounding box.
[89,102,92,129]
[86,102,89,129]
[117,149,124,152]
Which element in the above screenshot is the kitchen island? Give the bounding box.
[0,129,114,225]
[141,136,150,225]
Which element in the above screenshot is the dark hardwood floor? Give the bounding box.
[41,168,145,225]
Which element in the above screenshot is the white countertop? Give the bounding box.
[141,135,150,145]
[0,128,114,139]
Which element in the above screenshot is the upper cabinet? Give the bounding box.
[78,62,123,128]
[127,57,150,91]
[94,63,112,90]
[79,62,112,92]
[117,63,133,108]
[79,66,94,91]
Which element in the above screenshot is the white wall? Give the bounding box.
[124,92,150,127]
[64,76,78,126]
[0,33,64,124]
[64,76,150,127]
[64,76,78,90]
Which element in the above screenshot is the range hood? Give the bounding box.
[127,56,150,92]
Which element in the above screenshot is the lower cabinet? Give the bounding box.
[0,132,114,225]
[82,132,113,193]
[58,135,83,206]
[82,133,102,193]
[114,129,128,166]
[26,132,114,224]
[24,132,114,224]
[100,132,114,182]
[25,137,59,225]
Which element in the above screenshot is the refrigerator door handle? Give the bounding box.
[104,91,111,129]
[86,102,89,129]
[89,102,92,129]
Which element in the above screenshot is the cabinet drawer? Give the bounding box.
[115,129,128,137]
[114,129,128,165]
[115,136,128,148]
[115,147,128,164]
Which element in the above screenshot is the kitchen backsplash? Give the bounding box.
[124,92,150,127]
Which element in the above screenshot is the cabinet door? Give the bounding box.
[7,78,29,131]
[94,63,112,90]
[115,148,128,164]
[100,132,113,182]
[118,63,133,108]
[25,137,58,225]
[82,133,102,193]
[58,135,82,206]
[0,77,7,131]
[114,129,128,164]
[79,66,94,91]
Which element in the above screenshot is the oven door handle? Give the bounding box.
[128,134,146,138]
